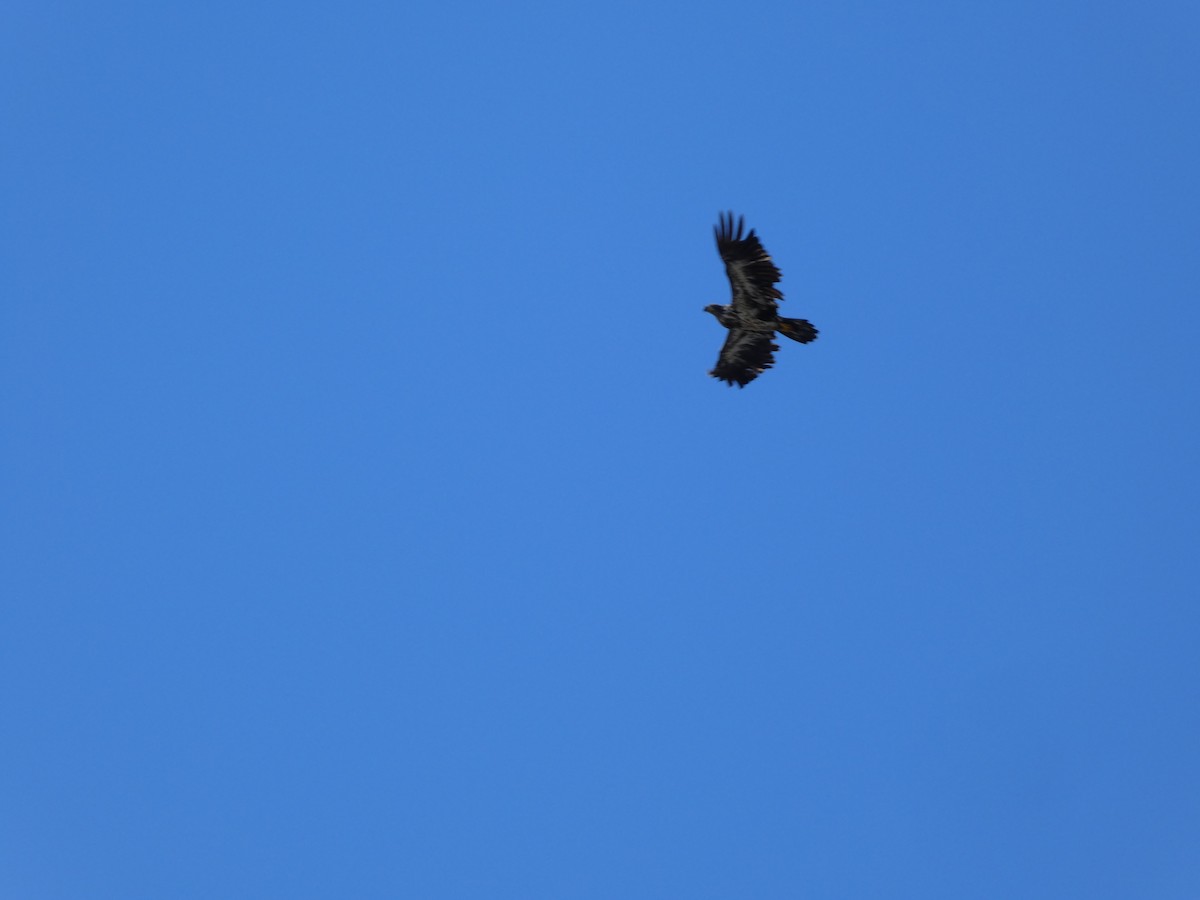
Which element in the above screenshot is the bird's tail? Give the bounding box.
[778,317,818,344]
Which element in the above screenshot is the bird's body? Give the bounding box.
[704,212,818,387]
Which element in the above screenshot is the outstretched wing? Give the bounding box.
[710,329,779,387]
[715,211,783,322]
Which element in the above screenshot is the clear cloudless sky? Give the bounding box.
[3,1,1199,898]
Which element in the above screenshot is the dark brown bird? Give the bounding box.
[704,212,818,387]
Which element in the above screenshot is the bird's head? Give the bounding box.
[703,304,724,317]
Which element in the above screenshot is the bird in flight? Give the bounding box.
[704,212,818,387]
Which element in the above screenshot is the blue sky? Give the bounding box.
[3,1,1199,897]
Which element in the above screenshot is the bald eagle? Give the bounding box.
[704,212,818,387]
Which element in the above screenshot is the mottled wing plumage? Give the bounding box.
[710,330,779,387]
[714,211,783,322]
